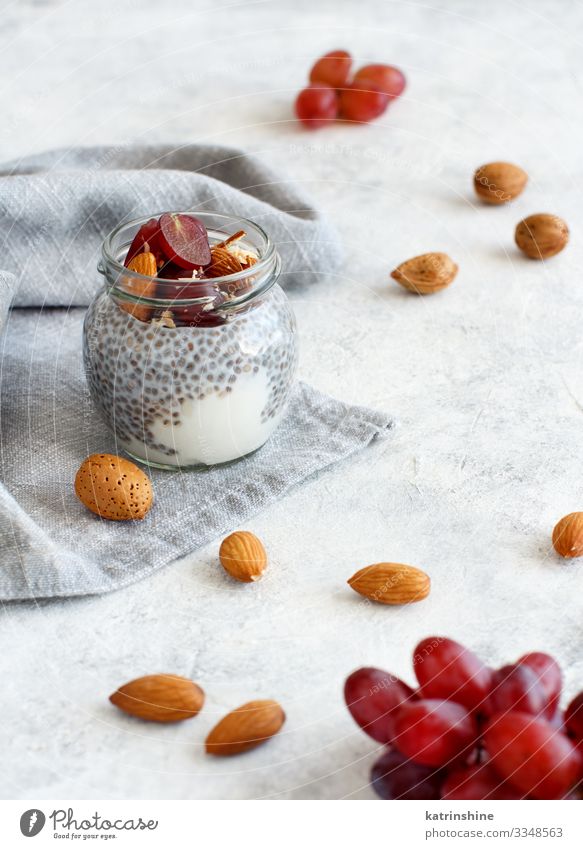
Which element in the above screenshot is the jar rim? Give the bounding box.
[101,211,277,287]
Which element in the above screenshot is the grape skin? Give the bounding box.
[371,748,442,800]
[295,84,339,129]
[484,711,583,799]
[344,667,415,744]
[487,664,548,717]
[413,637,492,711]
[392,698,478,768]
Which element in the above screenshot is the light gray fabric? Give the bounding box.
[0,144,343,306]
[0,145,392,600]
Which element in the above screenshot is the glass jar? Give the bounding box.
[83,212,298,469]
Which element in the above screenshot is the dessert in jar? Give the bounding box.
[83,212,298,469]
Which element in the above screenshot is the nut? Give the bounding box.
[473,162,528,204]
[205,699,285,756]
[391,253,458,295]
[347,562,431,605]
[219,531,267,582]
[74,453,153,521]
[552,512,583,558]
[515,214,569,259]
[121,251,158,321]
[205,246,244,278]
[109,674,205,722]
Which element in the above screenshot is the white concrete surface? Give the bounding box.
[2,0,583,800]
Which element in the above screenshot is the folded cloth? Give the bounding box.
[0,144,343,306]
[0,145,393,600]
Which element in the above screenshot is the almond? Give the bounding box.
[515,213,569,259]
[205,246,244,278]
[552,512,583,558]
[120,251,158,321]
[473,162,528,205]
[110,674,205,722]
[391,253,458,295]
[347,562,431,605]
[74,453,153,521]
[205,699,285,756]
[219,530,267,582]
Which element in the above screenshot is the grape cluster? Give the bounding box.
[294,50,406,128]
[344,638,583,800]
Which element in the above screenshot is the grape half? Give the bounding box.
[309,50,352,88]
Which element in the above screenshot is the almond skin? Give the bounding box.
[110,674,205,722]
[552,512,583,558]
[219,531,267,582]
[121,251,158,321]
[205,246,244,278]
[74,453,153,521]
[348,562,431,605]
[205,699,285,756]
[391,253,458,295]
[473,162,528,204]
[515,213,569,259]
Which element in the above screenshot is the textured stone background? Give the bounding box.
[2,0,583,799]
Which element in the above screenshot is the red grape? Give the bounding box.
[565,692,583,742]
[441,764,524,800]
[518,652,562,719]
[309,50,352,88]
[413,637,492,712]
[125,217,163,266]
[339,82,389,123]
[344,667,415,744]
[487,664,547,717]
[484,711,583,799]
[392,699,478,767]
[158,213,211,270]
[295,84,339,129]
[353,64,406,99]
[371,748,442,800]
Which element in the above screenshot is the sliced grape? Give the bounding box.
[309,50,352,88]
[158,213,211,270]
[484,711,583,799]
[124,218,163,266]
[339,82,389,123]
[371,748,442,800]
[295,84,339,129]
[392,699,478,767]
[344,667,415,744]
[565,692,583,742]
[413,637,492,711]
[441,764,524,800]
[518,652,562,719]
[353,64,406,99]
[486,664,548,717]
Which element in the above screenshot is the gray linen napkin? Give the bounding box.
[0,145,393,600]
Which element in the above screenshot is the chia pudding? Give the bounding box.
[83,213,298,469]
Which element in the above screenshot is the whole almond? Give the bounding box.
[391,253,458,295]
[473,162,528,204]
[75,453,153,521]
[552,512,583,558]
[347,562,430,605]
[110,674,205,722]
[219,531,267,582]
[515,213,569,259]
[121,251,158,321]
[205,246,244,278]
[205,699,285,756]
